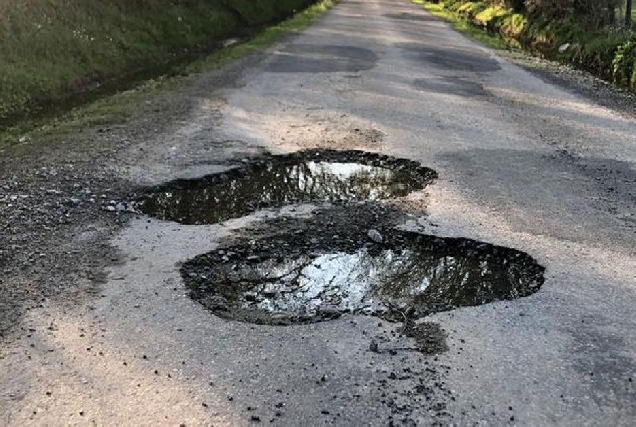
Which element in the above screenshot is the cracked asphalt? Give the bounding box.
[2,0,636,425]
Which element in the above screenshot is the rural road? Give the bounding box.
[2,0,636,425]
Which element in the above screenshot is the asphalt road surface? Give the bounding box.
[2,0,636,425]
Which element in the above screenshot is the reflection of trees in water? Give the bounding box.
[368,246,535,315]
[142,161,423,224]
[206,240,542,319]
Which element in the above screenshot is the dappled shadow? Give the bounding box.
[6,315,236,425]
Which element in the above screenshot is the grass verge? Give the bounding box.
[414,1,636,92]
[0,0,337,153]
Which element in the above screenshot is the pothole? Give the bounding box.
[138,151,544,344]
[181,204,545,326]
[137,149,436,225]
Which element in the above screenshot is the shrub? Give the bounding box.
[427,0,636,92]
[474,6,510,31]
[452,2,484,17]
[613,40,636,85]
[568,33,624,79]
[500,13,527,41]
[525,0,622,29]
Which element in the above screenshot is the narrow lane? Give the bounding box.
[2,0,636,425]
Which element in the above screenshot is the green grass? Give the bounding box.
[0,0,337,154]
[0,78,168,156]
[0,0,233,125]
[413,1,510,50]
[0,0,318,128]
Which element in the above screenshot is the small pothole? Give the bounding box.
[137,150,436,225]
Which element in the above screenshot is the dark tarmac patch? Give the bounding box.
[384,12,439,22]
[404,321,448,355]
[265,44,378,73]
[397,43,501,72]
[138,150,435,225]
[182,204,545,327]
[413,76,487,97]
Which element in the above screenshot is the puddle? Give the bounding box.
[141,150,544,330]
[138,150,436,225]
[183,225,545,325]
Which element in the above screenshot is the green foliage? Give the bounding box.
[1,0,337,152]
[418,1,510,49]
[445,0,623,29]
[454,2,487,16]
[474,6,510,32]
[500,13,528,39]
[612,39,636,86]
[222,0,312,26]
[567,35,621,79]
[474,6,508,26]
[525,0,622,28]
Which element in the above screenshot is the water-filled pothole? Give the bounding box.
[182,205,545,325]
[138,150,436,225]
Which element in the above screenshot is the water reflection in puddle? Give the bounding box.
[138,150,435,225]
[184,232,545,325]
[139,150,544,326]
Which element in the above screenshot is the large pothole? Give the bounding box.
[181,204,545,326]
[138,149,436,225]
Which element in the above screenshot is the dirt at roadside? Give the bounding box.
[0,57,260,342]
[0,141,129,341]
[500,49,636,120]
